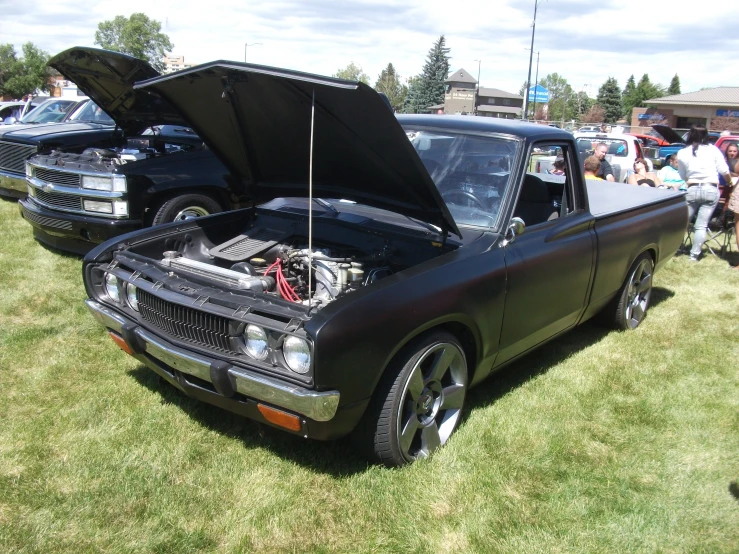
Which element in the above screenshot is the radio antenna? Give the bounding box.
[308,89,315,304]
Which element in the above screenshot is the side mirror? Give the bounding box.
[3,117,17,125]
[500,217,525,247]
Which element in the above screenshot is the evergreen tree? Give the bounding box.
[668,74,681,95]
[374,63,406,110]
[596,77,622,123]
[621,75,637,118]
[635,74,665,104]
[403,35,450,113]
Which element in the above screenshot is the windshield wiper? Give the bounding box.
[314,198,339,217]
[404,215,442,235]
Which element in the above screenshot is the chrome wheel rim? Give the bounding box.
[173,206,210,221]
[397,342,467,461]
[625,258,653,328]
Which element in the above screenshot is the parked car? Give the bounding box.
[537,132,650,180]
[82,62,687,466]
[578,125,600,132]
[10,97,89,125]
[714,135,739,154]
[16,47,237,254]
[0,100,37,123]
[651,125,722,168]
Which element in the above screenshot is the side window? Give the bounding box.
[516,143,576,228]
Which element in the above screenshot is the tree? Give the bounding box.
[621,75,637,118]
[538,73,575,122]
[596,77,622,123]
[635,74,665,104]
[575,91,594,118]
[0,42,51,99]
[580,104,605,124]
[668,74,681,95]
[402,35,450,114]
[374,63,406,111]
[332,62,369,85]
[94,13,173,72]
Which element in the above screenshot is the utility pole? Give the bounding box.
[523,0,540,120]
[531,51,540,121]
[474,59,481,115]
[244,42,262,62]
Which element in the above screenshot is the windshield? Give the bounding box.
[576,137,630,157]
[67,100,114,125]
[21,98,81,124]
[403,127,519,229]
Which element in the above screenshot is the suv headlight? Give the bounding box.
[283,336,311,374]
[82,174,127,192]
[126,283,139,311]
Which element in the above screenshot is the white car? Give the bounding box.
[574,132,651,182]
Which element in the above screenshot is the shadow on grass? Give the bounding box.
[730,482,739,502]
[126,285,678,475]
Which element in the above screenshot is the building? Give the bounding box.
[439,68,523,118]
[632,87,739,131]
[163,54,195,74]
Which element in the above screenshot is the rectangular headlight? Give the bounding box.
[112,201,128,216]
[112,175,126,192]
[82,175,113,191]
[83,200,113,213]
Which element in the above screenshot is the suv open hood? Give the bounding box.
[133,62,460,236]
[651,124,684,144]
[49,47,187,134]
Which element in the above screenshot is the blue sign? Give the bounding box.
[528,84,549,103]
[716,109,739,117]
[638,113,665,120]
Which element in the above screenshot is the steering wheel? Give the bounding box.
[441,189,486,210]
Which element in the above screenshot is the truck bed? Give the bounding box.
[586,180,685,219]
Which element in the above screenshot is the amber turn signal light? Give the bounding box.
[257,404,302,432]
[109,331,134,356]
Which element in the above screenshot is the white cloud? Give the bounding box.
[1,0,734,96]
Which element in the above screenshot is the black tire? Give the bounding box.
[352,331,468,467]
[609,253,654,330]
[151,193,223,225]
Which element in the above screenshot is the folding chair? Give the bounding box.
[682,185,736,258]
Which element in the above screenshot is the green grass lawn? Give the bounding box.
[1,196,738,553]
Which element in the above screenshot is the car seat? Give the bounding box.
[513,174,557,226]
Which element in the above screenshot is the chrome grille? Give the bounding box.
[21,208,73,230]
[0,141,37,174]
[34,168,81,187]
[34,189,82,210]
[138,289,235,353]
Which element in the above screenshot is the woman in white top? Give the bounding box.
[677,125,733,261]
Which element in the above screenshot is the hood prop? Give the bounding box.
[308,90,315,304]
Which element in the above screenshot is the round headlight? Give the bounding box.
[104,273,120,302]
[283,336,311,374]
[126,283,139,311]
[244,324,269,360]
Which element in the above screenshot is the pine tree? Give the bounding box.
[622,75,637,118]
[596,77,622,123]
[403,36,450,113]
[374,63,406,111]
[668,74,681,95]
[635,74,664,104]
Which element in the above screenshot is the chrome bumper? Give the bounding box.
[85,299,340,422]
[0,170,27,194]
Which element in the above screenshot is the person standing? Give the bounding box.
[677,125,733,261]
[593,143,615,181]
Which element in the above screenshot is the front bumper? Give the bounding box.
[19,198,143,255]
[0,170,27,198]
[84,300,354,439]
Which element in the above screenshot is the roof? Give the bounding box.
[646,87,739,107]
[477,105,522,115]
[478,87,522,100]
[446,68,477,84]
[396,114,574,141]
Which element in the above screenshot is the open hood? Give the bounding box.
[133,62,460,236]
[49,47,187,134]
[651,124,684,145]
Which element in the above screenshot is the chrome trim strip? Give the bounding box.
[0,170,27,193]
[84,300,339,422]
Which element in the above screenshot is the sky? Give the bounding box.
[0,0,734,98]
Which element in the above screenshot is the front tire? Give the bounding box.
[353,331,468,467]
[151,193,223,225]
[612,253,654,330]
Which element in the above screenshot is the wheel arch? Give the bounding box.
[144,186,232,226]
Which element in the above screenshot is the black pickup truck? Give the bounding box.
[14,47,236,254]
[82,62,687,466]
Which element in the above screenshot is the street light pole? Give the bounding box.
[531,51,540,121]
[474,59,481,115]
[244,42,262,62]
[523,0,539,120]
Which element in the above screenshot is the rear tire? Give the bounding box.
[352,331,468,467]
[151,193,223,225]
[611,253,654,330]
